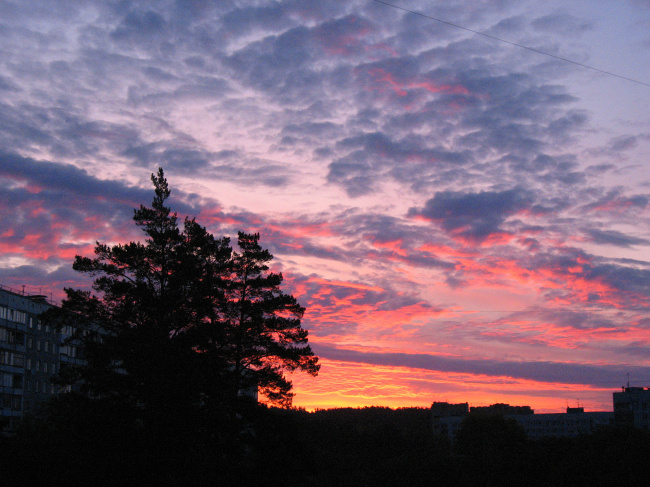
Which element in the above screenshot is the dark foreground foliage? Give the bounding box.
[45,168,318,413]
[0,169,324,485]
[3,404,649,486]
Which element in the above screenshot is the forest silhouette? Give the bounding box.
[3,404,650,485]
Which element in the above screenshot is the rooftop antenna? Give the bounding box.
[22,285,25,295]
[627,373,630,388]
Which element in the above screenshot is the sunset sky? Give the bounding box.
[2,0,650,413]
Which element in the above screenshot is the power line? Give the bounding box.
[371,0,650,88]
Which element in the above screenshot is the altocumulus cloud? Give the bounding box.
[409,188,533,243]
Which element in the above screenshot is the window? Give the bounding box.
[0,373,22,390]
[14,311,26,324]
[26,358,31,370]
[5,310,27,324]
[1,393,22,410]
[0,328,26,345]
[27,337,33,349]
[61,345,77,358]
[0,350,24,367]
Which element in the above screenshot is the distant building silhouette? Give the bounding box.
[431,401,468,438]
[511,408,613,440]
[613,386,650,430]
[432,399,619,441]
[432,401,469,417]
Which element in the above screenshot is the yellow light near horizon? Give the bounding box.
[287,358,615,414]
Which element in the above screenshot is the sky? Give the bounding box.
[1,0,650,413]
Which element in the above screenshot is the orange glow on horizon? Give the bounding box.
[288,358,617,414]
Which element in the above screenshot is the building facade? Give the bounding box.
[431,401,468,438]
[0,286,66,428]
[432,401,616,441]
[511,408,613,440]
[613,386,650,430]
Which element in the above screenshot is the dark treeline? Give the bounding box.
[2,404,650,486]
[263,407,650,487]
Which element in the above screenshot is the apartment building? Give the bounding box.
[0,286,65,428]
